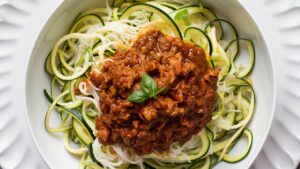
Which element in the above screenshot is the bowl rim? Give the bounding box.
[24,0,277,168]
[237,1,277,168]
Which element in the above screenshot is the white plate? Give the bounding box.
[25,0,276,169]
[0,0,299,169]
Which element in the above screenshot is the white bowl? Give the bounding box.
[25,0,276,169]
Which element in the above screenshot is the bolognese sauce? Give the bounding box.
[90,29,218,155]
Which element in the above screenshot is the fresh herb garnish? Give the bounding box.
[127,74,165,103]
[174,9,190,25]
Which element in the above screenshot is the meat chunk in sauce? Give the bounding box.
[91,29,219,155]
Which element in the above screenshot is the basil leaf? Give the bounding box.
[127,74,164,103]
[174,9,190,25]
[127,89,148,103]
[141,74,157,98]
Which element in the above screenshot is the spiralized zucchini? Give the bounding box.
[44,0,256,169]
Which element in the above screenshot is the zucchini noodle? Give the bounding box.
[43,0,256,168]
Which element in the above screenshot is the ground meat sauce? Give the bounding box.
[91,29,219,155]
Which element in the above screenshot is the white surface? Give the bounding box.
[0,0,61,169]
[0,0,299,169]
[242,0,300,168]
